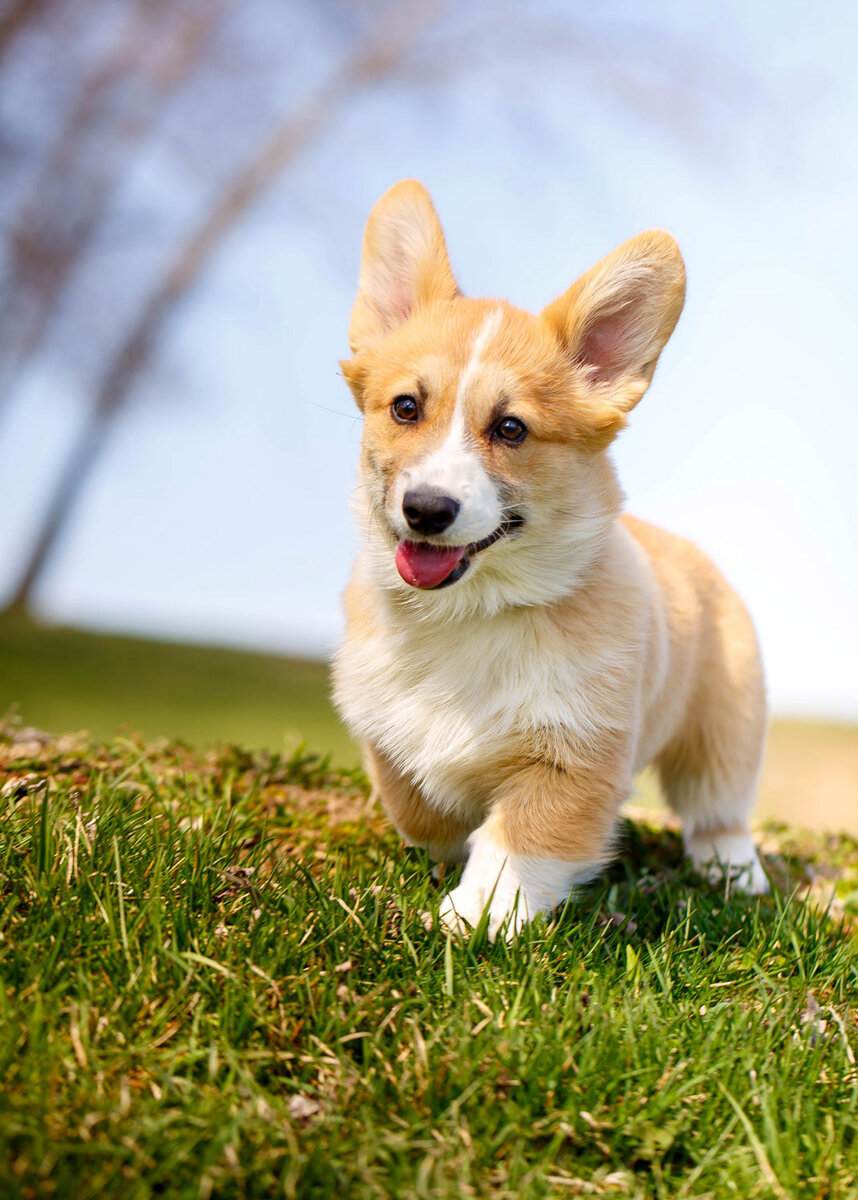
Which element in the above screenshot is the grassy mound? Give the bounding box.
[2,720,858,1198]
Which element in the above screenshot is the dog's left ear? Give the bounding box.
[541,230,685,445]
[347,179,459,358]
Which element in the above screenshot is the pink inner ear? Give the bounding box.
[385,275,413,328]
[579,305,635,383]
[374,245,415,331]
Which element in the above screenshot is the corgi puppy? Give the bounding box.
[333,180,767,939]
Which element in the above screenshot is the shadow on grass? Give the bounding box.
[404,812,858,966]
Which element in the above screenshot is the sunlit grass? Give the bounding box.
[2,722,858,1197]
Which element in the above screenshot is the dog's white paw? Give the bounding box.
[437,888,480,938]
[433,824,597,941]
[685,829,769,895]
[437,881,530,941]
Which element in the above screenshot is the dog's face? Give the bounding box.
[342,181,685,613]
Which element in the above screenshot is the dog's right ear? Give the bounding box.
[541,230,685,447]
[346,180,459,361]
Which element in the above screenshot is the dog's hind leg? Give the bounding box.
[657,669,769,895]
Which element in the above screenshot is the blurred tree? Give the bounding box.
[0,0,49,66]
[0,0,231,405]
[0,0,753,613]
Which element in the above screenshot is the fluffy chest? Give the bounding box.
[333,603,589,816]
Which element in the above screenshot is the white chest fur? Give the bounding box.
[333,583,594,822]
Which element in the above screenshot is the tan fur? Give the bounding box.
[333,181,768,933]
[622,515,767,833]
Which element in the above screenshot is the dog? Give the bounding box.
[332,180,767,940]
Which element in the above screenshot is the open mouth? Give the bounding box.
[395,513,524,590]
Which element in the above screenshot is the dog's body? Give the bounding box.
[333,181,767,938]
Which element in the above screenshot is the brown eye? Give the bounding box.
[493,416,527,444]
[391,395,419,423]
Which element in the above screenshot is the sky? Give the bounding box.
[1,0,856,720]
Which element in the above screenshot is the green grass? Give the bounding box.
[2,721,858,1198]
[0,614,358,764]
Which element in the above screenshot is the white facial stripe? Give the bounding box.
[394,309,504,544]
[428,307,504,458]
[455,307,505,414]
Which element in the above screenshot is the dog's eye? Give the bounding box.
[493,416,527,444]
[391,395,419,423]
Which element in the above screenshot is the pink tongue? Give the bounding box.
[395,540,466,589]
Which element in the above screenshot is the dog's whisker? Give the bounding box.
[301,398,360,423]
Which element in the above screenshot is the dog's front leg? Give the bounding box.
[437,823,594,940]
[364,742,471,864]
[438,757,627,941]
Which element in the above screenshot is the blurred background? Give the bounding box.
[0,0,855,827]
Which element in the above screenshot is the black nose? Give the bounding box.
[402,489,460,536]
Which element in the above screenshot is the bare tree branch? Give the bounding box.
[6,0,446,610]
[0,0,232,408]
[0,0,49,68]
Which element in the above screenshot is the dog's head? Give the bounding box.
[341,181,685,615]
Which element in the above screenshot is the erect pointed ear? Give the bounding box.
[541,230,686,444]
[347,180,459,356]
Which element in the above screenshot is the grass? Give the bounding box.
[0,613,358,764]
[2,719,858,1198]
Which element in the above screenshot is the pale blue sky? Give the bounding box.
[1,0,856,719]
